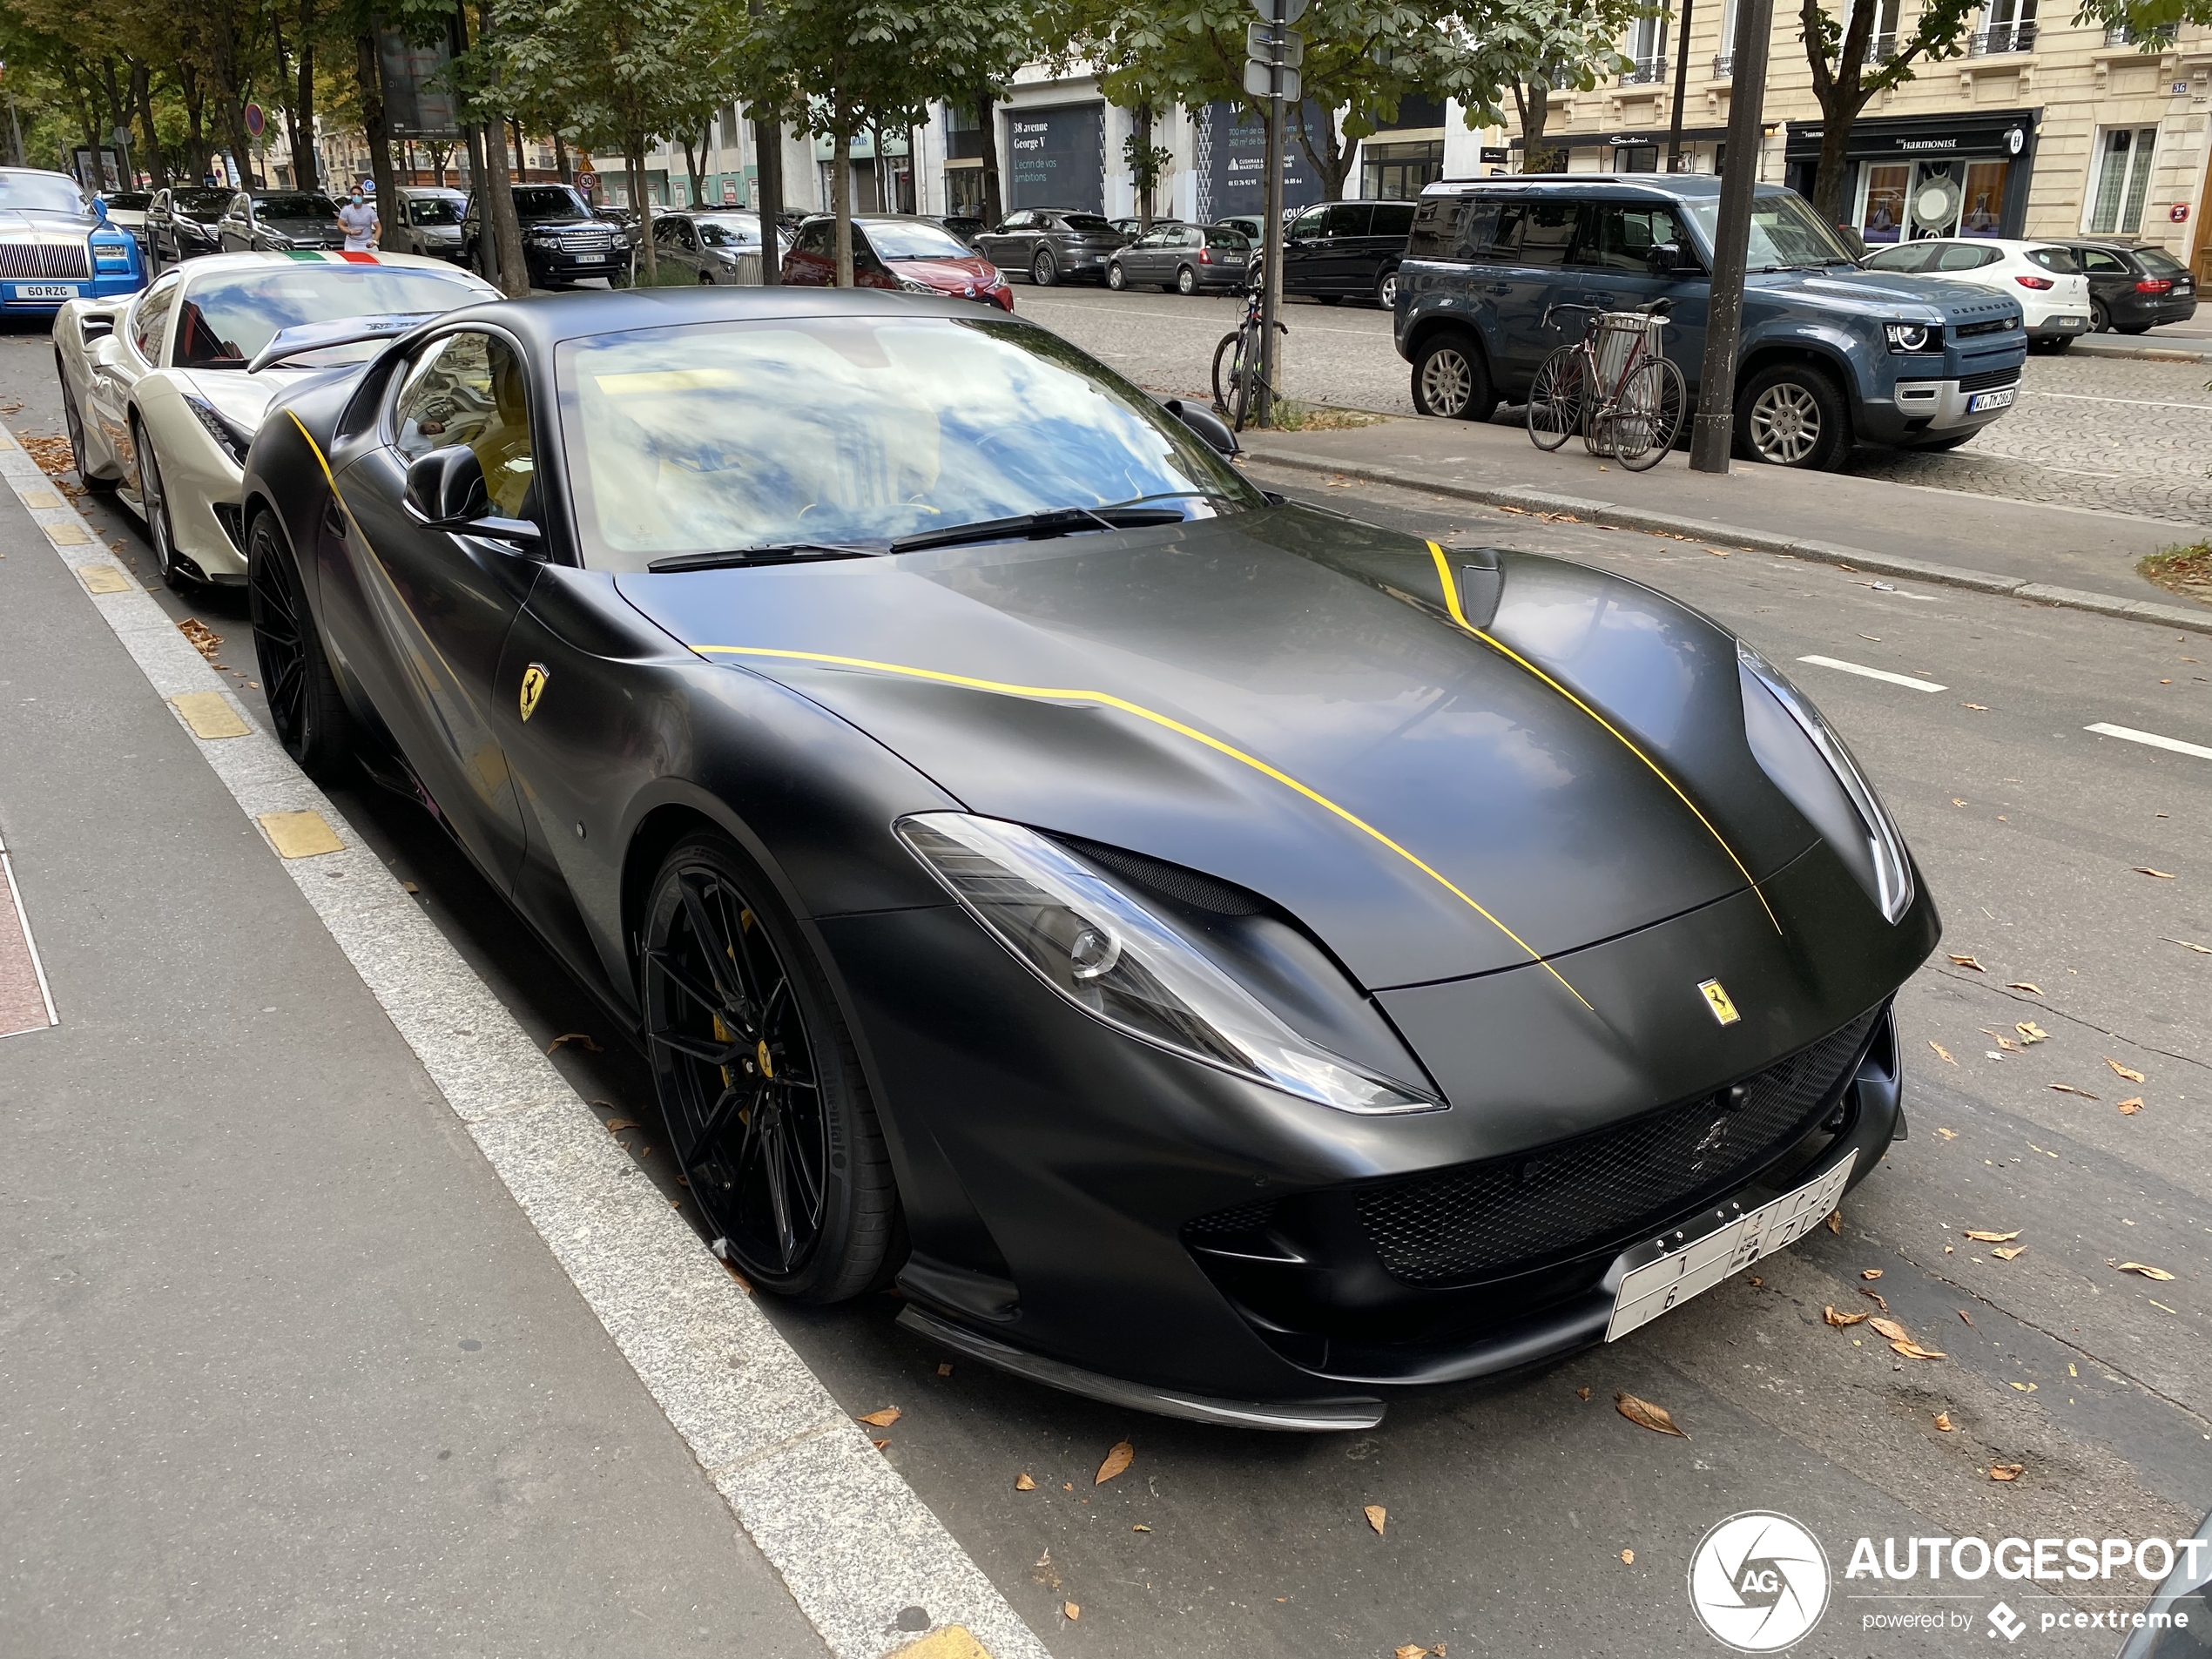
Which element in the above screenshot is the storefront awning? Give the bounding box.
[1784,109,2038,161]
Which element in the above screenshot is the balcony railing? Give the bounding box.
[2104,20,2176,45]
[1968,22,2037,54]
[1620,54,1669,84]
[1712,52,1732,77]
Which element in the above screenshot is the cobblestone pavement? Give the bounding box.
[1019,285,2212,529]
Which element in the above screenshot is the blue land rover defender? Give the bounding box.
[1394,176,2029,470]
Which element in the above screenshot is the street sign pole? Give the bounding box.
[1688,0,1774,474]
[1248,0,1303,425]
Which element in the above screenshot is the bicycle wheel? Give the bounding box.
[1608,356,1688,471]
[1526,346,1584,451]
[1211,329,1240,415]
[1228,330,1258,430]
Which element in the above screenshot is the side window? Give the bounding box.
[1324,204,1374,238]
[131,273,182,361]
[1291,206,1328,240]
[1505,199,1581,267]
[797,219,833,255]
[1454,198,1505,260]
[1934,242,1995,272]
[1372,202,1417,239]
[392,332,537,521]
[1581,203,1688,271]
[229,193,248,219]
[1405,195,1462,259]
[2080,248,2127,274]
[1864,244,1932,273]
[654,216,682,246]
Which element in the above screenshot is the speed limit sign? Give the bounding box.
[578,169,598,192]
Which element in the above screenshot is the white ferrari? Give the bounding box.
[53,250,498,587]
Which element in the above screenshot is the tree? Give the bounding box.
[1498,0,1642,172]
[1797,0,1980,223]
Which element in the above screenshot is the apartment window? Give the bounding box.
[1625,13,1669,82]
[1714,0,1738,76]
[2087,125,2158,235]
[1973,0,2037,55]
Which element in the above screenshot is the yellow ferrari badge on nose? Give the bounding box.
[519,663,550,722]
[1698,979,1741,1026]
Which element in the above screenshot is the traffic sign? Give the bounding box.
[1244,59,1301,100]
[578,169,597,191]
[245,103,265,139]
[1248,0,1306,21]
[1246,22,1304,64]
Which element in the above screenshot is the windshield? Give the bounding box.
[1683,192,1857,269]
[105,192,153,211]
[258,193,340,222]
[866,220,973,260]
[1205,226,1251,250]
[512,185,590,221]
[0,173,90,215]
[172,266,493,368]
[408,197,462,226]
[693,215,760,248]
[172,188,233,222]
[1059,214,1116,235]
[557,315,1260,570]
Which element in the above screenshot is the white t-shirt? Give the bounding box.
[337,200,378,251]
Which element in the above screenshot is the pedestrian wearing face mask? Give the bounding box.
[337,185,381,253]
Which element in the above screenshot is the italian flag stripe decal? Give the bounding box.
[280,250,381,264]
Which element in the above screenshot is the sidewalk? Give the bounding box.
[1238,412,2209,622]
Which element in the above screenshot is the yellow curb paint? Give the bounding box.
[20,490,60,510]
[171,691,252,739]
[887,1629,994,1659]
[78,563,132,595]
[257,810,344,860]
[0,428,18,448]
[43,521,91,547]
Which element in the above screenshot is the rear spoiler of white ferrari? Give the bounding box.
[246,311,440,374]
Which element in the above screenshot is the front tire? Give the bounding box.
[1106,260,1125,292]
[1412,331,1496,421]
[1374,267,1400,309]
[129,415,187,588]
[1736,362,1851,470]
[247,513,354,779]
[641,831,899,1301]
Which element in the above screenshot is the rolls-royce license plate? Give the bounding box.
[13,283,79,302]
[1606,1150,1858,1342]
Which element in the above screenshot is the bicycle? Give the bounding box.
[1211,279,1288,431]
[1526,299,1687,472]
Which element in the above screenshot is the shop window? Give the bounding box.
[1858,162,1908,243]
[1959,160,2007,236]
[2087,125,2158,236]
[1361,140,1445,199]
[1613,144,1659,173]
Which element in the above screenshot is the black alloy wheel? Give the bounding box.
[641,833,899,1300]
[130,415,186,588]
[246,513,353,778]
[1031,249,1057,287]
[58,361,118,494]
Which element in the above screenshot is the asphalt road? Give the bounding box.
[8,312,2211,1658]
[1017,285,2212,526]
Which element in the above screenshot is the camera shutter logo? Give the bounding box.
[1688,1511,1831,1651]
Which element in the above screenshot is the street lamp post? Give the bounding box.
[1687,0,1775,474]
[1246,0,1305,428]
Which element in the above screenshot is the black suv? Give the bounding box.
[215,190,345,253]
[1282,199,1420,306]
[462,184,631,287]
[2059,239,2197,334]
[974,209,1127,287]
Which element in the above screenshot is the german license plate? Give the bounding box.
[13,283,78,302]
[1969,388,2016,413]
[1606,1150,1857,1342]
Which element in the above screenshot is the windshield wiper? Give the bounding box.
[889,504,1187,554]
[647,543,877,573]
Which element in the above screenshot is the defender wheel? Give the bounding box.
[1736,363,1851,471]
[1412,332,1496,421]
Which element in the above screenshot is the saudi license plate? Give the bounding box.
[1606,1150,1857,1342]
[12,282,79,302]
[1969,388,2016,413]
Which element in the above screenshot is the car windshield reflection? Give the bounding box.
[557,315,1261,571]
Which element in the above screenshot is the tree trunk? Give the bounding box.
[682,132,705,206]
[291,0,317,192]
[832,118,853,287]
[974,86,1002,225]
[1810,111,1857,224]
[1514,77,1561,173]
[63,64,107,191]
[1292,106,1352,200]
[483,118,528,294]
[98,57,130,184]
[752,111,782,285]
[554,133,571,185]
[353,32,396,243]
[179,63,208,185]
[130,61,165,188]
[629,137,658,282]
[510,118,527,181]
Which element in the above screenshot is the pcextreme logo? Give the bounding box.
[1688,1511,1832,1651]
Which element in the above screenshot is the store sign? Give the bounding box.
[1197,99,1326,223]
[1896,138,1959,151]
[812,128,911,163]
[1006,105,1104,212]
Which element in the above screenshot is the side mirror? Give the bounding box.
[1162,397,1239,458]
[1645,242,1682,276]
[403,444,541,549]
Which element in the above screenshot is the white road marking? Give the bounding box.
[1797,656,1949,692]
[2086,721,2212,760]
[1022,294,1385,336]
[2022,390,2212,413]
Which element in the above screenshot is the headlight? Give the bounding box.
[897,813,1441,1115]
[1737,642,1914,923]
[181,394,253,466]
[92,239,132,271]
[1883,321,1935,353]
[896,275,934,293]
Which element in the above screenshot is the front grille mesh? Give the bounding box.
[1352,1010,1881,1287]
[1956,316,2019,339]
[1959,365,2023,395]
[0,242,90,279]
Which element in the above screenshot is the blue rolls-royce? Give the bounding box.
[0,167,146,314]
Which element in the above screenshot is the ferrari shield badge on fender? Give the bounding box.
[1698,979,1742,1026]
[519,664,550,722]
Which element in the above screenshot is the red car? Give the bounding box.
[782,213,1014,310]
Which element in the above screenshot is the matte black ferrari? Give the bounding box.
[241,287,1938,1429]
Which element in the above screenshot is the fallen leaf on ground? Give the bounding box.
[1824,1306,1867,1326]
[1576,1386,1591,1400]
[401,880,420,894]
[1990,1463,2025,1482]
[1992,1245,2027,1260]
[1366,1504,1388,1535]
[1826,1210,1842,1234]
[2008,982,2043,995]
[2114,1262,2176,1281]
[1062,1602,1080,1622]
[1869,1317,1911,1342]
[2011,1381,2037,1393]
[602,1118,637,1134]
[1015,1473,1035,1491]
[720,1262,752,1293]
[2104,1057,2148,1083]
[1949,954,1985,970]
[1952,798,1968,807]
[1937,1127,1959,1140]
[1963,702,1989,711]
[1892,1340,1948,1360]
[1615,1393,1689,1438]
[1394,1647,1430,1659]
[1862,1269,1884,1281]
[1935,1412,1954,1430]
[1621,1549,1635,1564]
[2017,1022,2049,1043]
[2164,938,2212,954]
[2048,1084,2098,1099]
[546,1031,604,1053]
[1095,1440,1134,1485]
[856,1406,901,1428]
[1980,1030,2020,1052]
[1133,1523,1151,1532]
[2119,1098,2144,1116]
[1928,1041,1956,1065]
[177,617,223,660]
[1963,1229,2020,1243]
[872,1438,890,1450]
[1959,1309,1976,1326]
[2136,867,2177,880]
